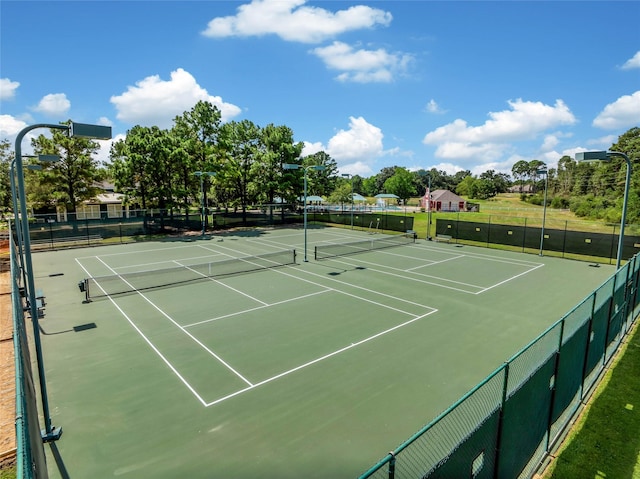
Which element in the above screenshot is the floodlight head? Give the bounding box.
[575,151,610,162]
[310,165,325,172]
[69,122,112,140]
[38,154,60,163]
[341,173,351,178]
[194,171,216,177]
[283,163,300,170]
[536,169,547,175]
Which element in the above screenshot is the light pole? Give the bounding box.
[537,168,548,256]
[283,163,325,261]
[341,173,354,229]
[10,155,59,285]
[425,174,432,240]
[13,122,111,442]
[194,171,216,236]
[575,150,632,269]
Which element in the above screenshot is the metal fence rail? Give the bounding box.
[359,253,640,479]
[10,232,49,478]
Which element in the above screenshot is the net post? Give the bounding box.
[314,246,317,261]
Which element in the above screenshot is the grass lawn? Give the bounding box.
[542,321,640,479]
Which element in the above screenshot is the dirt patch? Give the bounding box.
[0,269,15,469]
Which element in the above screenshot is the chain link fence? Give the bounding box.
[359,253,640,479]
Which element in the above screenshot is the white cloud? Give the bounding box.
[0,114,46,155]
[110,68,241,128]
[416,162,464,176]
[202,0,392,44]
[621,51,640,70]
[0,78,20,100]
[423,99,576,162]
[425,99,446,114]
[97,117,113,127]
[592,91,640,130]
[94,133,125,165]
[587,135,617,147]
[32,93,70,116]
[326,116,384,163]
[301,140,325,157]
[540,134,559,152]
[0,114,28,141]
[311,41,411,83]
[339,160,374,177]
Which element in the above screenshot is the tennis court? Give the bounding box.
[33,225,615,478]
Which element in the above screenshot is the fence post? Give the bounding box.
[609,224,617,266]
[579,293,597,400]
[388,452,396,479]
[546,320,565,451]
[493,362,510,479]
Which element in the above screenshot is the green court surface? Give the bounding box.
[32,226,615,478]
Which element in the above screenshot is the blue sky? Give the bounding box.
[1,1,639,178]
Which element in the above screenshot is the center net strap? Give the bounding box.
[85,249,296,299]
[314,233,415,260]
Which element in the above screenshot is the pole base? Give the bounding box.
[42,426,63,443]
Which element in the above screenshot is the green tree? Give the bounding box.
[0,140,13,216]
[218,119,261,220]
[172,101,222,213]
[255,124,303,205]
[511,160,529,193]
[30,121,103,213]
[383,167,416,203]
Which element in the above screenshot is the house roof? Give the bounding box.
[430,189,465,203]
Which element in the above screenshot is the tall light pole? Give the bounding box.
[194,171,216,236]
[426,174,432,240]
[576,150,632,269]
[10,155,59,286]
[341,173,354,229]
[13,122,111,442]
[537,168,549,256]
[284,163,325,261]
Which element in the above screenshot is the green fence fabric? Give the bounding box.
[435,219,640,264]
[359,253,640,479]
[10,233,49,478]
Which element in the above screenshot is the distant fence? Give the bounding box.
[22,208,413,250]
[308,211,414,234]
[359,253,640,479]
[10,231,48,478]
[435,217,640,265]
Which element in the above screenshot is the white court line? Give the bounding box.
[406,255,464,270]
[417,243,544,267]
[112,252,228,272]
[74,257,209,407]
[204,310,438,407]
[81,240,439,407]
[184,289,331,328]
[93,256,254,387]
[172,260,269,306]
[327,255,485,291]
[475,263,545,294]
[199,243,433,316]
[76,243,202,260]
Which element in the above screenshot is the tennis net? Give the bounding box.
[314,233,415,260]
[80,249,296,300]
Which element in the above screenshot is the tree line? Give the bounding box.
[0,101,637,225]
